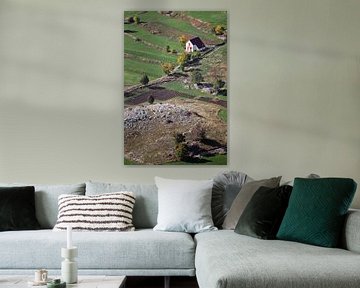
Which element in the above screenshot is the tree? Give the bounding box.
[191,71,204,84]
[214,24,226,35]
[175,133,186,144]
[161,62,175,75]
[177,52,189,71]
[134,15,140,24]
[214,79,225,90]
[190,51,201,61]
[178,35,187,47]
[140,74,149,85]
[174,133,188,161]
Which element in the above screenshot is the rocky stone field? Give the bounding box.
[124,98,226,164]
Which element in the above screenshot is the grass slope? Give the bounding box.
[167,154,227,165]
[185,11,227,27]
[125,25,182,52]
[124,58,163,86]
[124,11,226,87]
[137,11,220,43]
[125,35,177,63]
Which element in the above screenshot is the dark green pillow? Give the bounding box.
[277,178,357,247]
[0,186,41,231]
[234,185,292,239]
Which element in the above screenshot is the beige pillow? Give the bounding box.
[222,176,281,229]
[53,192,136,232]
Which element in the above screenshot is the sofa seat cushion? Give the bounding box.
[0,229,195,271]
[195,230,360,288]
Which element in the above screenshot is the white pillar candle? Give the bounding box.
[67,225,72,249]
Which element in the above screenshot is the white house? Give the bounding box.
[185,37,206,53]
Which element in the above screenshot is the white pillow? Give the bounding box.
[153,177,217,233]
[53,192,135,232]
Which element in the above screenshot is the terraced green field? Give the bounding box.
[125,36,176,63]
[138,12,220,42]
[124,58,163,85]
[125,25,182,52]
[185,11,227,26]
[124,11,226,87]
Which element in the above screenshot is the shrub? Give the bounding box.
[191,51,201,60]
[175,143,188,161]
[191,71,204,84]
[178,35,187,47]
[147,95,155,104]
[214,79,225,90]
[161,62,175,75]
[175,133,186,144]
[140,74,149,85]
[177,52,190,69]
[134,15,140,24]
[174,133,187,161]
[214,24,226,35]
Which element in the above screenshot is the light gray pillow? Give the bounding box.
[0,183,85,228]
[212,171,250,228]
[153,177,217,233]
[222,176,281,230]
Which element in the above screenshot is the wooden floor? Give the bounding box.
[126,276,199,288]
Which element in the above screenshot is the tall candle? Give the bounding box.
[67,225,72,249]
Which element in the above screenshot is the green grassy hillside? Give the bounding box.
[124,11,226,87]
[185,11,227,26]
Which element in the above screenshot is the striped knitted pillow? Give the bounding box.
[53,192,136,231]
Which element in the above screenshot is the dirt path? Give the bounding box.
[125,75,177,94]
[125,87,227,108]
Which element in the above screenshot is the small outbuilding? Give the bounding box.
[185,37,206,53]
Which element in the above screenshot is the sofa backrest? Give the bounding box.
[86,181,158,229]
[341,209,360,253]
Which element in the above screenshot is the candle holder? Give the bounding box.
[61,247,78,284]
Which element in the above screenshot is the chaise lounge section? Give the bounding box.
[195,213,360,288]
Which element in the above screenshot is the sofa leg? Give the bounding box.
[164,276,170,288]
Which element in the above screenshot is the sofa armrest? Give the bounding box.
[342,209,360,253]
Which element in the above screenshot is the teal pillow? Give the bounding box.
[277,178,357,247]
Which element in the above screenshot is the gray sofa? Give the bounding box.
[0,181,360,288]
[195,213,360,288]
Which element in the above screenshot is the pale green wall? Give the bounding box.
[0,0,359,207]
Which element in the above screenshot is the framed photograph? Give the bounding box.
[124,11,227,165]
